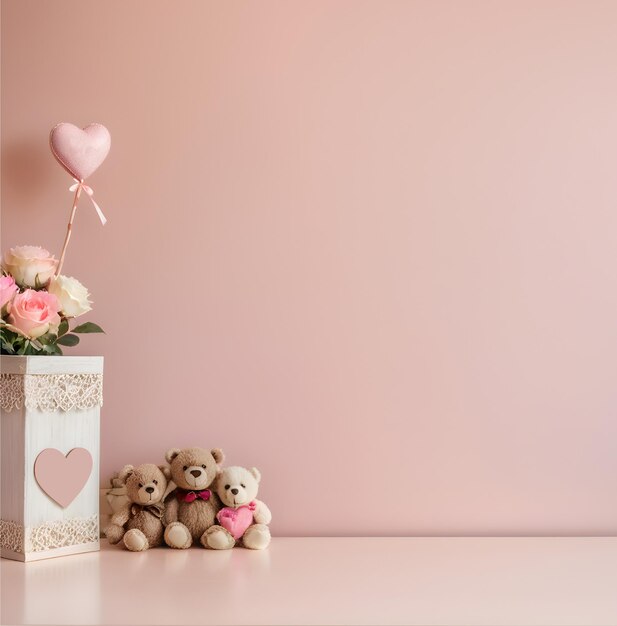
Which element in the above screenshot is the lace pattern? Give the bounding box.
[0,519,24,553]
[0,374,103,412]
[0,515,99,553]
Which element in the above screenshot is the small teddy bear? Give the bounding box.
[163,447,225,549]
[104,463,171,551]
[205,466,272,550]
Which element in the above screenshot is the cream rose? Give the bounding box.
[8,289,61,339]
[48,275,92,318]
[3,245,58,288]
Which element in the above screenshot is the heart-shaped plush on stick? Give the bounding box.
[50,122,111,276]
[34,447,93,508]
[49,123,111,181]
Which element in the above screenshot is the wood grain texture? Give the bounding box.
[25,407,100,527]
[1,356,103,375]
[0,406,25,525]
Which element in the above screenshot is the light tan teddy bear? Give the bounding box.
[204,466,272,550]
[104,463,171,551]
[163,447,224,549]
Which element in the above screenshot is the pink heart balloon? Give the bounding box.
[34,447,93,508]
[49,122,111,181]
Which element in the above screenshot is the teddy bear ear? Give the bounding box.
[118,464,134,483]
[250,467,261,483]
[211,448,225,465]
[165,448,181,463]
[158,465,171,479]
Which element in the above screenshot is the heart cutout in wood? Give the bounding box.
[34,448,93,508]
[49,122,111,181]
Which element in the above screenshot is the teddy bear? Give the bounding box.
[204,466,272,550]
[163,447,225,549]
[104,463,171,551]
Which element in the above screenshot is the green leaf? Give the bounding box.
[58,319,69,337]
[57,334,80,347]
[42,343,63,355]
[19,340,42,355]
[38,333,57,346]
[71,322,105,334]
[1,341,15,354]
[18,340,30,355]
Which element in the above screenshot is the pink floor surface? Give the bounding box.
[2,537,616,625]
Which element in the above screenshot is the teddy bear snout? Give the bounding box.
[190,469,201,478]
[145,486,155,494]
[231,488,239,495]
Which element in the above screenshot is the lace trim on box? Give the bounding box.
[0,519,24,553]
[0,373,103,412]
[0,515,99,553]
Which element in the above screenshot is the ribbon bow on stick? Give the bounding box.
[56,179,107,276]
[69,179,107,225]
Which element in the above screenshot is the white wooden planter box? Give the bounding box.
[0,356,103,562]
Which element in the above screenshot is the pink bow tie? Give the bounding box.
[177,489,211,503]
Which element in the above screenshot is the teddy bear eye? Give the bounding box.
[201,464,206,469]
[241,484,245,488]
[138,483,143,488]
[183,466,188,471]
[153,480,158,485]
[225,484,230,490]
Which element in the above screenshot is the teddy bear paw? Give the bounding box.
[164,522,192,549]
[243,524,271,550]
[124,528,149,552]
[204,526,235,550]
[104,524,125,545]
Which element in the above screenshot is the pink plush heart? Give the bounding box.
[49,122,111,181]
[217,506,255,540]
[34,448,93,508]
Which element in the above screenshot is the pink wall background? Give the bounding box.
[2,0,617,536]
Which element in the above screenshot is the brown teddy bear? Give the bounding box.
[163,447,224,549]
[104,463,171,551]
[205,465,272,550]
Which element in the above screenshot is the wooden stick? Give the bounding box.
[56,183,82,277]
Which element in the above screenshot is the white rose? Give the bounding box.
[2,245,58,288]
[48,275,93,318]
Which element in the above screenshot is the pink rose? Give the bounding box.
[8,289,61,339]
[0,275,18,314]
[2,245,58,288]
